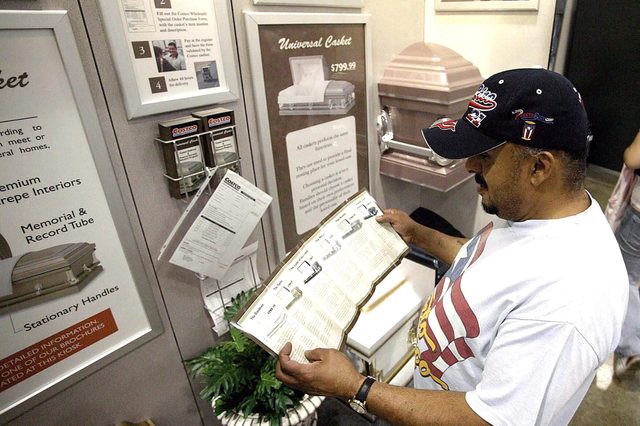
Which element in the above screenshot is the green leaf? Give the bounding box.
[260,371,281,390]
[238,395,258,416]
[183,286,306,420]
[230,327,246,352]
[223,289,257,321]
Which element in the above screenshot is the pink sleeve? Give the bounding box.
[605,164,636,232]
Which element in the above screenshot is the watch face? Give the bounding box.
[349,400,367,414]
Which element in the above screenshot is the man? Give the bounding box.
[276,69,629,425]
[164,42,185,71]
[154,45,175,73]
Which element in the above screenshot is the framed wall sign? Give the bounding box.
[244,12,374,259]
[97,0,240,118]
[253,0,364,7]
[435,0,539,12]
[0,10,162,418]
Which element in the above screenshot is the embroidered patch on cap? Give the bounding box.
[430,119,457,132]
[465,85,497,128]
[512,109,554,142]
[512,109,554,124]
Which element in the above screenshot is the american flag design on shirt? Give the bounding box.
[415,223,493,390]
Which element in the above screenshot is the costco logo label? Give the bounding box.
[172,125,199,137]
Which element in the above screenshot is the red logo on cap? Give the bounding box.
[468,85,497,112]
[465,85,497,128]
[430,119,457,132]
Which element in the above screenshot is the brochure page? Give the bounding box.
[234,189,408,364]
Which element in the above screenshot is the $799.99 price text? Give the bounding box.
[330,62,357,73]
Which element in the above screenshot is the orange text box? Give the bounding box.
[0,309,118,392]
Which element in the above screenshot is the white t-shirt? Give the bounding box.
[164,53,185,71]
[413,195,628,426]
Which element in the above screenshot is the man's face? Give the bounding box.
[464,143,532,221]
[168,45,178,57]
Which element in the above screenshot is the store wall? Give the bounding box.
[424,0,556,77]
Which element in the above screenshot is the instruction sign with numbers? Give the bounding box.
[99,0,238,118]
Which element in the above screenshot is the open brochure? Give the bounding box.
[233,189,409,364]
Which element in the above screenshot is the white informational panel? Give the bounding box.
[98,0,240,118]
[0,11,162,419]
[286,116,358,235]
[244,12,375,259]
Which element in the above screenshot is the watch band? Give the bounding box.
[354,376,376,404]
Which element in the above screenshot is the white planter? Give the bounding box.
[216,395,325,426]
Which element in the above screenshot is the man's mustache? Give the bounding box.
[475,174,487,188]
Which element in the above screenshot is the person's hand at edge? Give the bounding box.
[376,208,417,245]
[276,342,364,399]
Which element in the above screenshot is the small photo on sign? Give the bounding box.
[152,39,186,72]
[195,61,220,90]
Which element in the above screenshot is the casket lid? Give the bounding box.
[12,243,96,281]
[378,42,483,101]
[289,55,328,85]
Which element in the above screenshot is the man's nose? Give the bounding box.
[465,155,481,174]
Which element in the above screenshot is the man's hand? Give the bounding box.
[377,208,468,265]
[277,344,487,425]
[275,342,364,399]
[376,209,417,245]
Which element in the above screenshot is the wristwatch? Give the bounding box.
[348,376,376,414]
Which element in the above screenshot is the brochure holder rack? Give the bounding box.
[155,125,241,201]
[158,167,224,264]
[157,168,262,335]
[157,166,229,311]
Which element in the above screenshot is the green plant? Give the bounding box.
[186,290,304,425]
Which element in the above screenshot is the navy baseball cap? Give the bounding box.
[421,68,590,159]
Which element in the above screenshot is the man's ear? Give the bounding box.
[529,151,555,187]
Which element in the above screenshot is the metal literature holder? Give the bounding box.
[156,167,231,332]
[157,166,261,334]
[155,124,241,202]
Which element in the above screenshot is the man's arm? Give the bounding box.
[367,381,488,426]
[275,343,488,425]
[376,209,468,265]
[623,130,640,170]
